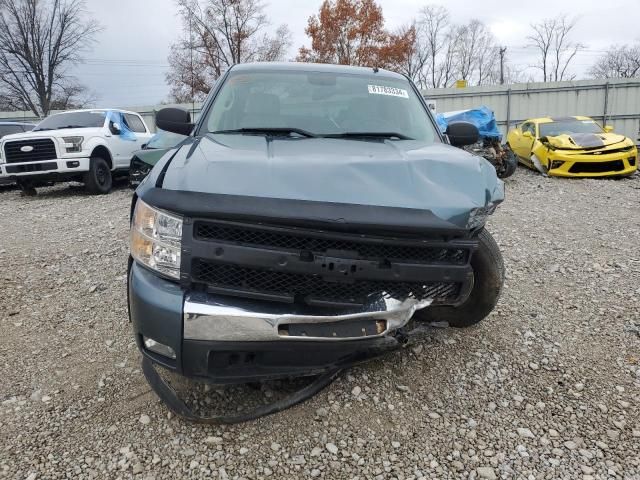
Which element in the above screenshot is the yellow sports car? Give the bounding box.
[506,116,637,177]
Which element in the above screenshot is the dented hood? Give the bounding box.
[543,132,631,150]
[158,134,504,229]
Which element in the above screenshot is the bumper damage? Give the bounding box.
[535,142,638,177]
[184,292,430,343]
[130,262,429,383]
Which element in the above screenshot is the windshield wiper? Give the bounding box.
[56,125,86,130]
[211,127,317,138]
[323,132,413,140]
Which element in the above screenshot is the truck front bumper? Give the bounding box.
[129,262,428,384]
[0,157,90,178]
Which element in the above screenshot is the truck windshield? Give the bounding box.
[203,70,438,142]
[34,111,106,131]
[539,119,603,137]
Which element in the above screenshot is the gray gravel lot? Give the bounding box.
[1,169,639,479]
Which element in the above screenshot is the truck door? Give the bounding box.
[105,112,143,169]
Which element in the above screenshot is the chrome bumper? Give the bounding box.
[183,292,431,342]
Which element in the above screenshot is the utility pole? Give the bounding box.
[499,47,507,85]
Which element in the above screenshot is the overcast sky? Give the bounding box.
[76,0,640,107]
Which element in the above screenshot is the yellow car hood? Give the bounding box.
[543,132,630,150]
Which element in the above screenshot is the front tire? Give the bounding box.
[497,147,518,178]
[18,180,37,197]
[413,229,504,328]
[84,157,112,194]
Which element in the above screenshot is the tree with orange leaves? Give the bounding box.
[297,0,415,71]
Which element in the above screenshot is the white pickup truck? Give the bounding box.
[0,109,153,195]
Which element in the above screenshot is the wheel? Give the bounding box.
[17,180,37,196]
[413,229,504,328]
[84,157,112,194]
[497,147,518,179]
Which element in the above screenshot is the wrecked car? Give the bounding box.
[507,116,637,177]
[128,62,505,420]
[437,106,517,179]
[129,129,187,188]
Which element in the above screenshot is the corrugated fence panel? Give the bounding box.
[425,79,640,141]
[1,80,639,140]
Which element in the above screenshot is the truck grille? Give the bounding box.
[192,259,461,305]
[194,222,469,265]
[3,138,57,164]
[184,219,475,307]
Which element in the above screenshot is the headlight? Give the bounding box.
[130,200,183,279]
[62,136,84,153]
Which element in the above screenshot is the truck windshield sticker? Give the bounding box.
[368,85,409,99]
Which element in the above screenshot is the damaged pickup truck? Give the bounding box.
[128,62,505,419]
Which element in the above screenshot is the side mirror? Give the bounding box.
[156,108,194,136]
[110,122,121,135]
[603,125,614,133]
[523,130,533,139]
[446,121,479,147]
[141,143,148,150]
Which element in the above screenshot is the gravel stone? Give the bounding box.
[564,441,579,451]
[139,414,151,425]
[1,171,639,479]
[517,427,535,439]
[477,466,497,479]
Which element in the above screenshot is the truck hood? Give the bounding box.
[542,132,631,150]
[0,127,105,143]
[159,134,504,229]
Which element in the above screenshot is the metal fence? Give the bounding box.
[423,78,640,141]
[2,78,640,140]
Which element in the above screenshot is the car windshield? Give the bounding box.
[146,130,185,149]
[34,111,106,131]
[202,69,438,142]
[0,125,28,138]
[539,119,603,137]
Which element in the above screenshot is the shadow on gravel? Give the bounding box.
[2,177,132,200]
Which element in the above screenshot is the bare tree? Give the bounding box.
[435,28,460,88]
[527,15,583,82]
[589,43,640,79]
[166,0,291,102]
[474,32,499,86]
[0,0,100,116]
[408,7,500,89]
[393,22,424,81]
[416,5,450,88]
[455,20,497,85]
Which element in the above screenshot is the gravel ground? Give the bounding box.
[1,169,639,480]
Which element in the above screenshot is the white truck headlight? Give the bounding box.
[130,200,183,279]
[62,136,84,153]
